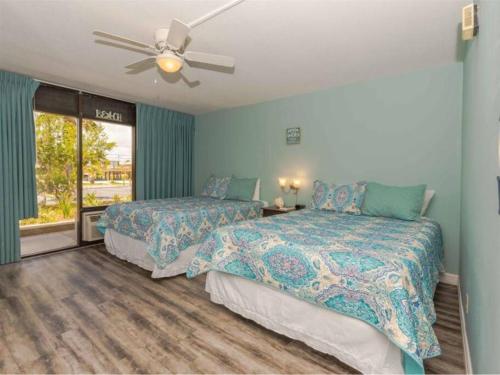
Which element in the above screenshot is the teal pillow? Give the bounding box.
[361,182,426,221]
[225,177,257,201]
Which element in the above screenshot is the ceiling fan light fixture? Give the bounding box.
[156,53,183,73]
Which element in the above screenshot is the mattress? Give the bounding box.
[104,228,198,278]
[206,270,403,374]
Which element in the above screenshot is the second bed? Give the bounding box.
[98,196,264,277]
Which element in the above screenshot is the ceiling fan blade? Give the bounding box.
[95,40,157,56]
[93,31,156,50]
[125,57,156,70]
[166,19,191,50]
[184,51,235,67]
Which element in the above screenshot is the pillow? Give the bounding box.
[311,180,366,215]
[200,175,217,197]
[225,177,258,201]
[201,175,232,199]
[253,178,261,201]
[421,189,435,216]
[213,176,232,198]
[361,182,426,221]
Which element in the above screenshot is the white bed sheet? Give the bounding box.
[104,229,198,278]
[205,271,403,374]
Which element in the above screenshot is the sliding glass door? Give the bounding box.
[20,84,135,256]
[20,112,78,255]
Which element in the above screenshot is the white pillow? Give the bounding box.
[421,189,435,216]
[252,178,260,201]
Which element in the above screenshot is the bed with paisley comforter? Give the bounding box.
[187,209,444,374]
[97,197,263,278]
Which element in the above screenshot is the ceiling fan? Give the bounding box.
[94,0,244,77]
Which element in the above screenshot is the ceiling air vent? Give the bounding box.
[462,4,479,41]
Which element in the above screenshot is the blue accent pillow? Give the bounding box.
[311,180,366,215]
[201,175,232,199]
[201,175,216,197]
[225,177,257,201]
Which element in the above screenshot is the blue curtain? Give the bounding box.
[0,71,39,264]
[136,103,194,200]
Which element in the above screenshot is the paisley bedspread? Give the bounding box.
[97,197,263,268]
[187,209,444,373]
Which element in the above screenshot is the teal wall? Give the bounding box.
[459,0,500,373]
[195,63,463,273]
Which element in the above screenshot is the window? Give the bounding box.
[20,83,136,255]
[82,120,133,207]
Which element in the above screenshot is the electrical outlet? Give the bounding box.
[465,293,469,314]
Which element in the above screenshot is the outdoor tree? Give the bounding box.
[35,114,77,210]
[82,119,116,183]
[34,113,116,217]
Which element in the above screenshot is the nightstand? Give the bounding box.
[262,205,304,217]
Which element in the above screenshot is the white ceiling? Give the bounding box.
[0,0,465,115]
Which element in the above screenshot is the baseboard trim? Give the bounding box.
[458,280,473,374]
[439,272,459,285]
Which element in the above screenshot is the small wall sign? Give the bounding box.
[286,127,301,145]
[95,109,123,122]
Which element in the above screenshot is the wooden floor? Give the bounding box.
[0,246,465,374]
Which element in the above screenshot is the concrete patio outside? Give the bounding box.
[20,221,77,256]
